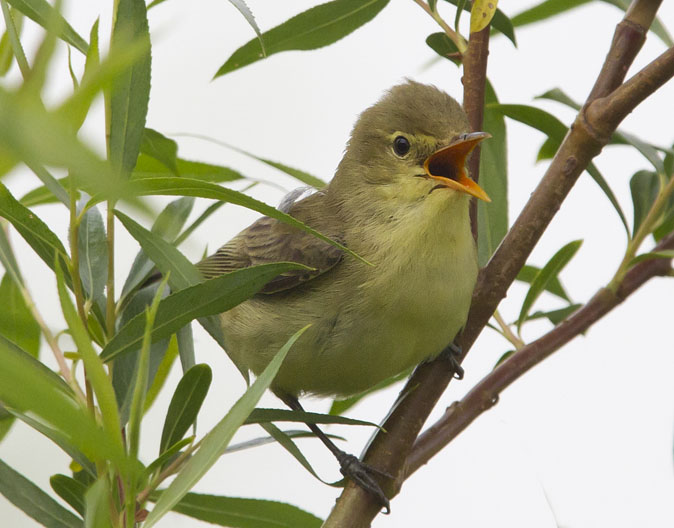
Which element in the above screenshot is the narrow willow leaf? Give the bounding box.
[120,195,195,299]
[215,0,390,77]
[152,492,323,528]
[176,322,195,373]
[5,0,88,53]
[329,368,412,416]
[160,364,212,453]
[144,333,179,413]
[470,0,498,33]
[5,408,96,476]
[113,281,170,426]
[526,303,582,325]
[76,195,107,308]
[225,430,343,454]
[516,264,570,301]
[112,177,366,264]
[0,459,83,528]
[259,422,339,486]
[517,240,583,330]
[101,262,306,362]
[0,182,71,279]
[141,128,179,175]
[0,273,40,356]
[477,81,508,266]
[145,436,194,476]
[83,477,111,528]
[245,408,377,428]
[0,8,23,76]
[143,326,308,528]
[227,0,266,56]
[134,154,244,183]
[613,131,665,175]
[627,250,674,267]
[535,87,581,110]
[50,474,86,516]
[109,0,151,176]
[630,170,659,237]
[0,406,14,442]
[55,260,124,452]
[425,32,460,64]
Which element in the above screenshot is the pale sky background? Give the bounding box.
[2,1,674,527]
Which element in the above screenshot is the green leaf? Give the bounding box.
[153,492,322,528]
[517,240,582,330]
[109,0,151,176]
[50,474,86,516]
[110,177,366,264]
[144,333,179,413]
[133,154,244,183]
[425,32,460,64]
[226,430,343,454]
[627,250,674,268]
[0,459,83,528]
[258,422,339,486]
[141,128,179,175]
[145,436,194,477]
[630,170,659,237]
[143,326,308,527]
[0,273,40,357]
[510,0,590,28]
[112,281,170,425]
[0,182,71,279]
[526,303,582,325]
[160,364,212,453]
[535,87,581,110]
[477,81,508,266]
[55,260,125,454]
[4,0,88,54]
[215,0,390,77]
[101,263,307,362]
[613,131,665,175]
[245,408,378,428]
[0,9,23,76]
[515,264,570,301]
[120,195,195,299]
[176,322,195,373]
[4,409,96,476]
[76,196,107,309]
[83,477,112,528]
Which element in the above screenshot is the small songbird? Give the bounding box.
[198,80,490,510]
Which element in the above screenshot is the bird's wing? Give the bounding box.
[197,194,344,294]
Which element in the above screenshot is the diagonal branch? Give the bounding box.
[405,232,674,477]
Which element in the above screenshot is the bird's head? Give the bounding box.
[330,81,490,217]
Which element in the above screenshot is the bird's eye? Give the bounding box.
[393,136,410,157]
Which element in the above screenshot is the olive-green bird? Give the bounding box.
[198,80,490,510]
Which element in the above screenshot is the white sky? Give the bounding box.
[2,1,674,527]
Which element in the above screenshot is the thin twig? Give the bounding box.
[493,310,525,350]
[412,0,467,53]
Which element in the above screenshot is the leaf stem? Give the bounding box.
[412,0,467,53]
[493,310,525,350]
[105,203,116,337]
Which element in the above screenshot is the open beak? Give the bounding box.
[423,131,491,202]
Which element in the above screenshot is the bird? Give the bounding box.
[198,80,490,511]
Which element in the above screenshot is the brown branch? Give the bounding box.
[463,25,490,239]
[405,232,674,477]
[322,22,493,528]
[322,2,667,525]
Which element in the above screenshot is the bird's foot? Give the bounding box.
[444,342,465,380]
[336,451,392,514]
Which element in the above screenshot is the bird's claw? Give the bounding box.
[445,342,465,380]
[336,451,391,514]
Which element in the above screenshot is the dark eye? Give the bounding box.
[393,136,410,157]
